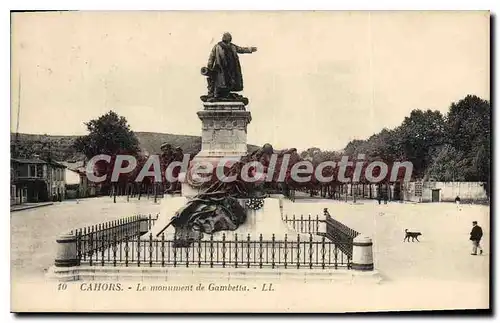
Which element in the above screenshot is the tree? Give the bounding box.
[74,111,140,158]
[446,95,490,183]
[426,144,467,181]
[447,95,490,153]
[394,109,446,177]
[300,147,322,162]
[74,111,140,194]
[337,94,490,195]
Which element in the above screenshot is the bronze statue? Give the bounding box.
[156,144,301,246]
[201,32,257,104]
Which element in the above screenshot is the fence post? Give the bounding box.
[101,232,105,266]
[284,234,288,269]
[271,234,275,269]
[209,234,214,268]
[259,234,263,269]
[82,227,87,261]
[321,236,326,269]
[89,230,94,266]
[76,229,82,263]
[149,233,153,267]
[234,233,238,268]
[137,235,141,267]
[54,232,79,267]
[309,234,313,269]
[185,236,190,268]
[113,234,117,267]
[124,236,129,267]
[222,233,226,268]
[197,238,202,268]
[161,233,165,267]
[296,234,300,269]
[246,234,251,268]
[351,235,374,271]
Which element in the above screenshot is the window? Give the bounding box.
[37,165,44,178]
[18,165,28,177]
[29,165,36,177]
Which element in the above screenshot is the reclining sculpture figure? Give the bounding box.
[155,144,301,247]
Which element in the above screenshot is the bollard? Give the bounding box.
[351,235,374,271]
[54,232,79,267]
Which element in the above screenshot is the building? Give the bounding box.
[335,181,488,204]
[402,181,488,203]
[62,160,98,198]
[11,157,67,204]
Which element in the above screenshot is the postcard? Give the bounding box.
[10,10,490,313]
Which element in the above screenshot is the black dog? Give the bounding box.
[404,229,422,242]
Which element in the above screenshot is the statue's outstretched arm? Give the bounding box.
[234,45,257,54]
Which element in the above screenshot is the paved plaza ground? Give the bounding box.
[11,196,161,281]
[282,199,490,284]
[11,196,490,310]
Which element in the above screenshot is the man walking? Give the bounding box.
[455,195,461,210]
[470,221,483,255]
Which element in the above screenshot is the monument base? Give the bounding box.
[180,101,252,198]
[46,265,383,283]
[192,101,251,168]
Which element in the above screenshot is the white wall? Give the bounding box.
[65,169,80,185]
[404,181,487,202]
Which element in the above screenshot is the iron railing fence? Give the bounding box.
[68,209,358,270]
[281,210,359,258]
[73,214,158,260]
[77,232,351,269]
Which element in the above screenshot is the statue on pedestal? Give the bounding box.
[200,32,257,105]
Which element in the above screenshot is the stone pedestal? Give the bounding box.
[351,235,374,271]
[193,101,252,165]
[54,232,79,267]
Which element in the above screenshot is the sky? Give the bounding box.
[10,11,490,151]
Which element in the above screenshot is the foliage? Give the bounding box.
[73,111,140,158]
[331,94,490,188]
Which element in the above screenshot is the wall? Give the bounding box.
[49,167,66,200]
[404,181,487,203]
[65,169,80,185]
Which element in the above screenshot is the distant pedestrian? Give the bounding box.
[455,196,461,208]
[377,194,381,205]
[470,221,483,255]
